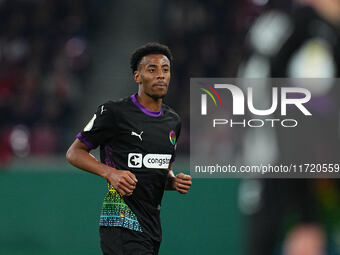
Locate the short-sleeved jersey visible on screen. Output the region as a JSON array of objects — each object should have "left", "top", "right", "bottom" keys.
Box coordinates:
[{"left": 77, "top": 93, "right": 181, "bottom": 242}]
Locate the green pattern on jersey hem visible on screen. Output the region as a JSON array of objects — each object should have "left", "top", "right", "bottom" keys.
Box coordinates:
[{"left": 99, "top": 183, "right": 143, "bottom": 232}]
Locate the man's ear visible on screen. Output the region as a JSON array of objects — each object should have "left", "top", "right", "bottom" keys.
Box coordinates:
[{"left": 134, "top": 71, "right": 141, "bottom": 84}]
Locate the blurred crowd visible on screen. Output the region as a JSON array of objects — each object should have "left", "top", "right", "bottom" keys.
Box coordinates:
[
  {"left": 160, "top": 0, "right": 293, "bottom": 153},
  {"left": 0, "top": 0, "right": 288, "bottom": 163},
  {"left": 0, "top": 0, "right": 106, "bottom": 164},
  {"left": 161, "top": 0, "right": 340, "bottom": 255}
]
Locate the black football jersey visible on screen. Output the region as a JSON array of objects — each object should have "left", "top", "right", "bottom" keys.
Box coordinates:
[{"left": 77, "top": 93, "right": 181, "bottom": 242}]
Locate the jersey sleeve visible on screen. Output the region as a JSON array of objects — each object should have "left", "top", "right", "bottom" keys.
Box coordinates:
[
  {"left": 170, "top": 117, "right": 181, "bottom": 163},
  {"left": 76, "top": 102, "right": 117, "bottom": 149}
]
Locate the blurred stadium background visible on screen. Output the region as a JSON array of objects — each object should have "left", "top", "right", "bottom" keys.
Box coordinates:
[{"left": 1, "top": 0, "right": 340, "bottom": 254}]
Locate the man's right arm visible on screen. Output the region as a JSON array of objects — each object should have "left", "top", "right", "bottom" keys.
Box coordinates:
[{"left": 66, "top": 139, "right": 137, "bottom": 196}]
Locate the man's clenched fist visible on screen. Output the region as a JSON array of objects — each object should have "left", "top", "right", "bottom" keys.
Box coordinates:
[{"left": 173, "top": 173, "right": 192, "bottom": 194}]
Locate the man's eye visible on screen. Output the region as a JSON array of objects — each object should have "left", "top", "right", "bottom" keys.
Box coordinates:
[
  {"left": 149, "top": 69, "right": 155, "bottom": 72},
  {"left": 163, "top": 69, "right": 169, "bottom": 73}
]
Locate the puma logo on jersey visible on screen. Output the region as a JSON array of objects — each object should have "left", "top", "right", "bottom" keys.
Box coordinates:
[
  {"left": 131, "top": 131, "right": 143, "bottom": 141},
  {"left": 100, "top": 105, "right": 107, "bottom": 115}
]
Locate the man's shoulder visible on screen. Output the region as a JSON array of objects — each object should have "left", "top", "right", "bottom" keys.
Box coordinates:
[
  {"left": 162, "top": 103, "right": 181, "bottom": 122},
  {"left": 100, "top": 96, "right": 132, "bottom": 111}
]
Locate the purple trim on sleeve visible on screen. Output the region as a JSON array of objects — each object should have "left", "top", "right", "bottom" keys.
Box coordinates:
[
  {"left": 104, "top": 145, "right": 118, "bottom": 169},
  {"left": 130, "top": 93, "right": 162, "bottom": 117},
  {"left": 170, "top": 155, "right": 176, "bottom": 163},
  {"left": 76, "top": 132, "right": 95, "bottom": 149}
]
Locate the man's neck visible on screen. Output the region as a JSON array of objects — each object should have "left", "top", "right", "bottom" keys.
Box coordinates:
[{"left": 136, "top": 92, "right": 162, "bottom": 112}]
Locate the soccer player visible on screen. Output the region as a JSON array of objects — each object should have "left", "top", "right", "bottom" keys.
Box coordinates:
[{"left": 66, "top": 42, "right": 192, "bottom": 255}]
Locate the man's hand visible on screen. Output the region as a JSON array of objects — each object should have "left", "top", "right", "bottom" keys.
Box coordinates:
[
  {"left": 105, "top": 169, "right": 138, "bottom": 196},
  {"left": 173, "top": 173, "right": 192, "bottom": 194},
  {"left": 66, "top": 138, "right": 138, "bottom": 196}
]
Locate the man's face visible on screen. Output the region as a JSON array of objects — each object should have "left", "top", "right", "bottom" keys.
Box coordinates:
[{"left": 134, "top": 54, "right": 171, "bottom": 100}]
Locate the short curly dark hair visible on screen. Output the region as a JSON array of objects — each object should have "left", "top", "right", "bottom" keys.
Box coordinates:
[{"left": 130, "top": 42, "right": 173, "bottom": 74}]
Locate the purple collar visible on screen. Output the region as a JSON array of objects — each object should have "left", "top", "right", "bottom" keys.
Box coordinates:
[{"left": 130, "top": 93, "right": 162, "bottom": 117}]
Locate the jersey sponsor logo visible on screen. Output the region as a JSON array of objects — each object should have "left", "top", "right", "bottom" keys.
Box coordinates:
[
  {"left": 131, "top": 131, "right": 143, "bottom": 141},
  {"left": 84, "top": 114, "right": 96, "bottom": 131},
  {"left": 128, "top": 153, "right": 143, "bottom": 168},
  {"left": 127, "top": 153, "right": 171, "bottom": 169},
  {"left": 143, "top": 154, "right": 172, "bottom": 169}
]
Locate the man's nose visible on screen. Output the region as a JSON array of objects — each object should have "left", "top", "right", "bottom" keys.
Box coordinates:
[{"left": 156, "top": 69, "right": 165, "bottom": 79}]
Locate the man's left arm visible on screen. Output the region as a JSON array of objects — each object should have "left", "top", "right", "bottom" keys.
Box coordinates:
[{"left": 165, "top": 163, "right": 192, "bottom": 194}]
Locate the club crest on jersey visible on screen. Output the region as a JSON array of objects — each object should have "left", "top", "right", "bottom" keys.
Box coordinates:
[{"left": 169, "top": 130, "right": 176, "bottom": 145}]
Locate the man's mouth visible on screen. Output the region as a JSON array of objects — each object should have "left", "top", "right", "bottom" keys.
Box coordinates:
[{"left": 153, "top": 82, "right": 167, "bottom": 88}]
